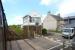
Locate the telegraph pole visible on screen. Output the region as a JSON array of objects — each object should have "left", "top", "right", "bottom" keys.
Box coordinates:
[{"left": 28, "top": 16, "right": 30, "bottom": 38}]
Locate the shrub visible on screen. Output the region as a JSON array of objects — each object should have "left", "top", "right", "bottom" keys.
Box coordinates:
[{"left": 42, "top": 29, "right": 47, "bottom": 35}]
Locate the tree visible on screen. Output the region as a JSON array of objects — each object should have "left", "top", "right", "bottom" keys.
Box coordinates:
[{"left": 9, "top": 25, "right": 23, "bottom": 35}]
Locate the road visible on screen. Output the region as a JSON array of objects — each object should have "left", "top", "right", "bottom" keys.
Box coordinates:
[
  {"left": 25, "top": 37, "right": 60, "bottom": 50},
  {"left": 25, "top": 33, "right": 72, "bottom": 50},
  {"left": 46, "top": 33, "right": 72, "bottom": 50},
  {"left": 7, "top": 32, "right": 73, "bottom": 50}
]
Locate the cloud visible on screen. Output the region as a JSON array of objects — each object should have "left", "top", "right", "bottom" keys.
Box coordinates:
[
  {"left": 57, "top": 0, "right": 75, "bottom": 17},
  {"left": 41, "top": 14, "right": 46, "bottom": 23},
  {"left": 40, "top": 0, "right": 75, "bottom": 17},
  {"left": 8, "top": 16, "right": 23, "bottom": 25},
  {"left": 40, "top": 0, "right": 52, "bottom": 6},
  {"left": 40, "top": 0, "right": 61, "bottom": 6},
  {"left": 14, "top": 16, "right": 23, "bottom": 25},
  {"left": 2, "top": 0, "right": 5, "bottom": 3}
]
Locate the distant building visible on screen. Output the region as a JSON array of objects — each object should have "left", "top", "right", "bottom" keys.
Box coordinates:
[
  {"left": 23, "top": 12, "right": 42, "bottom": 38},
  {"left": 23, "top": 15, "right": 41, "bottom": 26},
  {"left": 43, "top": 12, "right": 64, "bottom": 31},
  {"left": 64, "top": 16, "right": 75, "bottom": 28}
]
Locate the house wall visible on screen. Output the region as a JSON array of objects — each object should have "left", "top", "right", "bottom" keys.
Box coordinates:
[
  {"left": 23, "top": 16, "right": 29, "bottom": 24},
  {"left": 23, "top": 16, "right": 41, "bottom": 26},
  {"left": 57, "top": 20, "right": 64, "bottom": 31},
  {"left": 64, "top": 19, "right": 75, "bottom": 28},
  {"left": 43, "top": 15, "right": 57, "bottom": 30}
]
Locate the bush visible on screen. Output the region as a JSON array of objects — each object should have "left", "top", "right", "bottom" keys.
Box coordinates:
[
  {"left": 7, "top": 25, "right": 24, "bottom": 40},
  {"left": 42, "top": 29, "right": 47, "bottom": 35}
]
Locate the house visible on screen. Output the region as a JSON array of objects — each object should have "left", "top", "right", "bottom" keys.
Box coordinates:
[
  {"left": 23, "top": 15, "right": 41, "bottom": 26},
  {"left": 23, "top": 12, "right": 42, "bottom": 38},
  {"left": 64, "top": 16, "right": 75, "bottom": 50},
  {"left": 43, "top": 12, "right": 64, "bottom": 31},
  {"left": 64, "top": 16, "right": 75, "bottom": 28}
]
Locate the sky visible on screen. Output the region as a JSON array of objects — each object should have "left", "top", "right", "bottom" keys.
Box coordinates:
[{"left": 2, "top": 0, "right": 75, "bottom": 25}]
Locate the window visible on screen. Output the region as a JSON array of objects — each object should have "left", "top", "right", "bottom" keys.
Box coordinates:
[
  {"left": 30, "top": 17, "right": 41, "bottom": 23},
  {"left": 23, "top": 17, "right": 29, "bottom": 23},
  {"left": 63, "top": 29, "right": 71, "bottom": 33}
]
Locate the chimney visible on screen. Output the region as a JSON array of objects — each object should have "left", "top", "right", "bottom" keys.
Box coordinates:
[
  {"left": 47, "top": 11, "right": 51, "bottom": 15},
  {"left": 57, "top": 13, "right": 60, "bottom": 17},
  {"left": 57, "top": 13, "right": 61, "bottom": 21}
]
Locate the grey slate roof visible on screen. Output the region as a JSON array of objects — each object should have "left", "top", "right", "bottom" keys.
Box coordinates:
[
  {"left": 64, "top": 16, "right": 75, "bottom": 28},
  {"left": 50, "top": 14, "right": 63, "bottom": 21},
  {"left": 64, "top": 16, "right": 75, "bottom": 20},
  {"left": 23, "top": 15, "right": 31, "bottom": 17}
]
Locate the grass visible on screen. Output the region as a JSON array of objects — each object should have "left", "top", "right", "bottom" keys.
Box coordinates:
[{"left": 48, "top": 30, "right": 62, "bottom": 33}]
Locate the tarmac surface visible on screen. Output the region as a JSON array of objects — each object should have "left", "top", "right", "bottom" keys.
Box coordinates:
[{"left": 7, "top": 33, "right": 74, "bottom": 50}]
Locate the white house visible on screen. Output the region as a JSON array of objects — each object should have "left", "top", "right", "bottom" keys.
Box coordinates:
[
  {"left": 43, "top": 12, "right": 64, "bottom": 31},
  {"left": 23, "top": 12, "right": 42, "bottom": 38},
  {"left": 23, "top": 15, "right": 41, "bottom": 26},
  {"left": 23, "top": 12, "right": 41, "bottom": 26}
]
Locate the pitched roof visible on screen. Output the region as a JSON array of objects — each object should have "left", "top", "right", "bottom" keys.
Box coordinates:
[
  {"left": 47, "top": 14, "right": 63, "bottom": 21},
  {"left": 64, "top": 16, "right": 75, "bottom": 20},
  {"left": 23, "top": 15, "right": 31, "bottom": 18}
]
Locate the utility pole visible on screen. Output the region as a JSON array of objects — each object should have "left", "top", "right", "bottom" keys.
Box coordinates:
[
  {"left": 28, "top": 16, "right": 30, "bottom": 38},
  {"left": 28, "top": 23, "right": 30, "bottom": 38},
  {"left": 35, "top": 22, "right": 38, "bottom": 37}
]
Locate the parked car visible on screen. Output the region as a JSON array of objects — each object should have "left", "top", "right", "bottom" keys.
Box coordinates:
[
  {"left": 72, "top": 37, "right": 75, "bottom": 50},
  {"left": 62, "top": 28, "right": 75, "bottom": 39}
]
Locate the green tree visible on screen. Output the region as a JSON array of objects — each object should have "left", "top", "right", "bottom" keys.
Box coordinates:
[{"left": 9, "top": 25, "right": 23, "bottom": 35}]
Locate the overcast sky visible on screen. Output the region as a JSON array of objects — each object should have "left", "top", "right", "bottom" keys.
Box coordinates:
[{"left": 2, "top": 0, "right": 75, "bottom": 25}]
